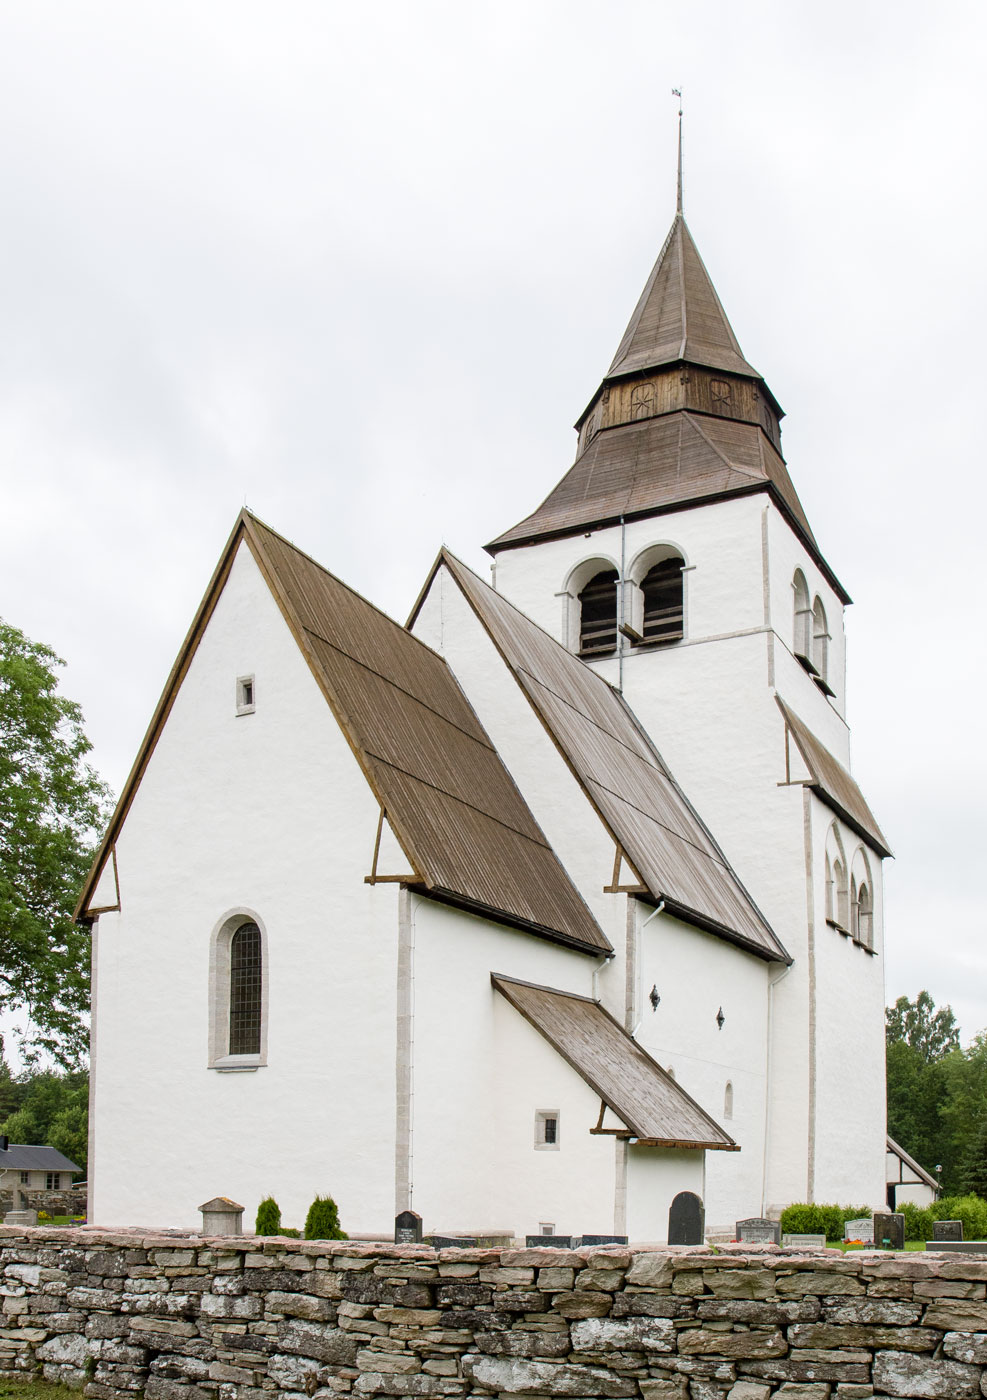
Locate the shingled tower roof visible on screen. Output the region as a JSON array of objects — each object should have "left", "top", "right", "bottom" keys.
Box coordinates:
[{"left": 487, "top": 188, "right": 848, "bottom": 602}]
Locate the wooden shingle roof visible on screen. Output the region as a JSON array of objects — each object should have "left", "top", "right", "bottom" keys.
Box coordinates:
[
  {"left": 77, "top": 513, "right": 611, "bottom": 956},
  {"left": 607, "top": 215, "right": 760, "bottom": 382},
  {"left": 488, "top": 411, "right": 819, "bottom": 560},
  {"left": 492, "top": 975, "right": 737, "bottom": 1150},
  {"left": 424, "top": 551, "right": 789, "bottom": 964},
  {"left": 777, "top": 698, "right": 891, "bottom": 859}
]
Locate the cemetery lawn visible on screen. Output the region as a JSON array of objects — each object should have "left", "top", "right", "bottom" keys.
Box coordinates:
[
  {"left": 0, "top": 1381, "right": 79, "bottom": 1400},
  {"left": 837, "top": 1240, "right": 925, "bottom": 1252}
]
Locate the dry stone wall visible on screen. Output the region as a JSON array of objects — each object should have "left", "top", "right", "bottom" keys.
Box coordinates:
[{"left": 1, "top": 1228, "right": 986, "bottom": 1400}]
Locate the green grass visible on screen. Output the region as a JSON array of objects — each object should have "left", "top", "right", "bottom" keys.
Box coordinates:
[
  {"left": 0, "top": 1379, "right": 80, "bottom": 1400},
  {"left": 834, "top": 1239, "right": 926, "bottom": 1252}
]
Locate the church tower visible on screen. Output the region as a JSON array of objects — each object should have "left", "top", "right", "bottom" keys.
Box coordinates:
[{"left": 485, "top": 155, "right": 890, "bottom": 1212}]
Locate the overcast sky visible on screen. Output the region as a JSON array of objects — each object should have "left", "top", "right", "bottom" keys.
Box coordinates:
[{"left": 1, "top": 1, "right": 984, "bottom": 1040}]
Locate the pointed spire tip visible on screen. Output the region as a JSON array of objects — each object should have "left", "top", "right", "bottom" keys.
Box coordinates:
[{"left": 672, "top": 88, "right": 683, "bottom": 217}]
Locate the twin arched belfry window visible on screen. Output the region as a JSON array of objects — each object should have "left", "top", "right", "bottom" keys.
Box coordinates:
[
  {"left": 793, "top": 570, "right": 832, "bottom": 692},
  {"left": 575, "top": 552, "right": 685, "bottom": 658}
]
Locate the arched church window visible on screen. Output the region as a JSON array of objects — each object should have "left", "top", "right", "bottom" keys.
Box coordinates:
[
  {"left": 833, "top": 858, "right": 849, "bottom": 930},
  {"left": 812, "top": 597, "right": 829, "bottom": 682},
  {"left": 793, "top": 571, "right": 812, "bottom": 664},
  {"left": 229, "top": 921, "right": 262, "bottom": 1056},
  {"left": 857, "top": 883, "right": 873, "bottom": 949},
  {"left": 640, "top": 557, "right": 685, "bottom": 644},
  {"left": 578, "top": 569, "right": 618, "bottom": 656},
  {"left": 825, "top": 853, "right": 834, "bottom": 922},
  {"left": 724, "top": 1081, "right": 734, "bottom": 1120}
]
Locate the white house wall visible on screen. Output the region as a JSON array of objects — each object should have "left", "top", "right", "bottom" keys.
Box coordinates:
[
  {"left": 90, "top": 542, "right": 402, "bottom": 1234},
  {"left": 625, "top": 1146, "right": 704, "bottom": 1243}
]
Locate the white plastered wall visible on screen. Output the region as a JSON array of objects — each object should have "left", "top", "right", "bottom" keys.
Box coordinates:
[
  {"left": 408, "top": 896, "right": 616, "bottom": 1238},
  {"left": 90, "top": 542, "right": 403, "bottom": 1233},
  {"left": 625, "top": 1146, "right": 704, "bottom": 1243}
]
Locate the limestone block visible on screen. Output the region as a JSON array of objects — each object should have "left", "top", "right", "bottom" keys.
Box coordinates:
[
  {"left": 821, "top": 1299, "right": 922, "bottom": 1325},
  {"left": 538, "top": 1267, "right": 575, "bottom": 1289},
  {"left": 372, "top": 1307, "right": 442, "bottom": 1325},
  {"left": 352, "top": 1374, "right": 458, "bottom": 1395},
  {"left": 550, "top": 1290, "right": 612, "bottom": 1318},
  {"left": 872, "top": 1350, "right": 981, "bottom": 1396},
  {"left": 922, "top": 1298, "right": 987, "bottom": 1330},
  {"left": 678, "top": 1328, "right": 788, "bottom": 1359},
  {"left": 776, "top": 1271, "right": 865, "bottom": 1297},
  {"left": 277, "top": 1319, "right": 359, "bottom": 1364},
  {"left": 703, "top": 1270, "right": 774, "bottom": 1299},
  {"left": 461, "top": 1354, "right": 637, "bottom": 1396},
  {"left": 775, "top": 1386, "right": 833, "bottom": 1398},
  {"left": 265, "top": 1289, "right": 334, "bottom": 1320},
  {"left": 472, "top": 1329, "right": 571, "bottom": 1357},
  {"left": 625, "top": 1254, "right": 674, "bottom": 1289},
  {"left": 943, "top": 1331, "right": 987, "bottom": 1364},
  {"left": 638, "top": 1382, "right": 687, "bottom": 1400},
  {"left": 788, "top": 1323, "right": 939, "bottom": 1352},
  {"left": 144, "top": 1379, "right": 212, "bottom": 1400},
  {"left": 570, "top": 1315, "right": 675, "bottom": 1353},
  {"left": 36, "top": 1331, "right": 90, "bottom": 1366},
  {"left": 726, "top": 1385, "right": 771, "bottom": 1400},
  {"left": 357, "top": 1350, "right": 422, "bottom": 1374},
  {"left": 575, "top": 1268, "right": 624, "bottom": 1291}
]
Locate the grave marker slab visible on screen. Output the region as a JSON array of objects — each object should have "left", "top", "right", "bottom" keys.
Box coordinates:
[
  {"left": 873, "top": 1212, "right": 905, "bottom": 1250},
  {"left": 736, "top": 1217, "right": 781, "bottom": 1245},
  {"left": 668, "top": 1191, "right": 704, "bottom": 1246},
  {"left": 395, "top": 1210, "right": 422, "bottom": 1245},
  {"left": 925, "top": 1239, "right": 987, "bottom": 1253},
  {"left": 933, "top": 1219, "right": 963, "bottom": 1242},
  {"left": 526, "top": 1235, "right": 574, "bottom": 1248},
  {"left": 575, "top": 1234, "right": 627, "bottom": 1247},
  {"left": 843, "top": 1217, "right": 874, "bottom": 1243},
  {"left": 430, "top": 1235, "right": 478, "bottom": 1249},
  {"left": 782, "top": 1233, "right": 827, "bottom": 1248}
]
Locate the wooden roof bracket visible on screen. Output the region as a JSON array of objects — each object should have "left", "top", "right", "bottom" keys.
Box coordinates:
[
  {"left": 603, "top": 843, "right": 648, "bottom": 895},
  {"left": 364, "top": 808, "right": 419, "bottom": 885},
  {"left": 589, "top": 1096, "right": 630, "bottom": 1136}
]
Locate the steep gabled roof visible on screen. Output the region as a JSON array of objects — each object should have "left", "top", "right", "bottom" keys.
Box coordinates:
[
  {"left": 777, "top": 697, "right": 891, "bottom": 859},
  {"left": 607, "top": 215, "right": 760, "bottom": 382},
  {"left": 887, "top": 1136, "right": 938, "bottom": 1191},
  {"left": 77, "top": 512, "right": 610, "bottom": 956},
  {"left": 487, "top": 411, "right": 822, "bottom": 564},
  {"left": 492, "top": 975, "right": 737, "bottom": 1150},
  {"left": 414, "top": 551, "right": 789, "bottom": 964}
]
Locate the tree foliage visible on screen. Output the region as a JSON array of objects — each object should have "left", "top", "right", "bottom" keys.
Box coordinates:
[
  {"left": 0, "top": 620, "right": 112, "bottom": 1063},
  {"left": 303, "top": 1194, "right": 346, "bottom": 1240},
  {"left": 886, "top": 993, "right": 987, "bottom": 1196},
  {"left": 255, "top": 1196, "right": 282, "bottom": 1236}
]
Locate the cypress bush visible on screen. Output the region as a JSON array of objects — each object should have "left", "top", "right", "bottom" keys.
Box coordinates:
[
  {"left": 304, "top": 1194, "right": 347, "bottom": 1240},
  {"left": 255, "top": 1195, "right": 282, "bottom": 1236}
]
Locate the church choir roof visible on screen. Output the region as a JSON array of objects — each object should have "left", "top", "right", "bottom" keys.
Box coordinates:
[
  {"left": 423, "top": 550, "right": 790, "bottom": 964},
  {"left": 492, "top": 975, "right": 737, "bottom": 1150},
  {"left": 777, "top": 697, "right": 892, "bottom": 859},
  {"left": 77, "top": 512, "right": 611, "bottom": 957}
]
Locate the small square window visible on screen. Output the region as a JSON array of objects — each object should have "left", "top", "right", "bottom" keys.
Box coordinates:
[
  {"left": 539, "top": 1222, "right": 555, "bottom": 1236},
  {"left": 236, "top": 675, "right": 256, "bottom": 716},
  {"left": 19, "top": 1171, "right": 28, "bottom": 1185},
  {"left": 45, "top": 1172, "right": 59, "bottom": 1190},
  {"left": 534, "top": 1110, "right": 560, "bottom": 1150}
]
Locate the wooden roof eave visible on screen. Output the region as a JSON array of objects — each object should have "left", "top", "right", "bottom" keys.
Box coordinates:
[
  {"left": 413, "top": 885, "right": 612, "bottom": 959},
  {"left": 491, "top": 973, "right": 736, "bottom": 1152}
]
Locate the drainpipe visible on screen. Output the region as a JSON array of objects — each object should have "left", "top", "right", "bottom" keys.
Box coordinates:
[{"left": 630, "top": 900, "right": 664, "bottom": 1039}]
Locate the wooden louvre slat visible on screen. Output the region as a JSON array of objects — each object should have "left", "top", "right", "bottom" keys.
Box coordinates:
[
  {"left": 492, "top": 974, "right": 737, "bottom": 1150},
  {"left": 437, "top": 551, "right": 789, "bottom": 963}
]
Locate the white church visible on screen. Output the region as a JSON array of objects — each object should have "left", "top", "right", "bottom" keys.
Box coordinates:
[{"left": 79, "top": 184, "right": 891, "bottom": 1241}]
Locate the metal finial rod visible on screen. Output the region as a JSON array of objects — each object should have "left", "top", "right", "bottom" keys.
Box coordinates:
[{"left": 672, "top": 88, "right": 683, "bottom": 216}]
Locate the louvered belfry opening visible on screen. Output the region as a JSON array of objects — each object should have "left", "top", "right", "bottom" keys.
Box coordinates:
[
  {"left": 640, "top": 557, "right": 684, "bottom": 643},
  {"left": 229, "top": 921, "right": 262, "bottom": 1055},
  {"left": 578, "top": 569, "right": 618, "bottom": 656}
]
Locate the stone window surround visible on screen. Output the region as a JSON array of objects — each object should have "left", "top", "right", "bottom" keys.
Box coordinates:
[
  {"left": 208, "top": 908, "right": 269, "bottom": 1071},
  {"left": 534, "top": 1109, "right": 560, "bottom": 1150}
]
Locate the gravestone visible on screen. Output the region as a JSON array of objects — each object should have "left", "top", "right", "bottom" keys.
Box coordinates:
[
  {"left": 526, "top": 1235, "right": 573, "bottom": 1248},
  {"left": 782, "top": 1233, "right": 827, "bottom": 1248},
  {"left": 668, "top": 1191, "right": 704, "bottom": 1246},
  {"left": 395, "top": 1210, "right": 423, "bottom": 1245},
  {"left": 736, "top": 1217, "right": 781, "bottom": 1245},
  {"left": 933, "top": 1219, "right": 963, "bottom": 1242},
  {"left": 873, "top": 1212, "right": 905, "bottom": 1250},
  {"left": 843, "top": 1217, "right": 874, "bottom": 1243},
  {"left": 430, "top": 1235, "right": 477, "bottom": 1249},
  {"left": 575, "top": 1234, "right": 627, "bottom": 1247},
  {"left": 3, "top": 1210, "right": 37, "bottom": 1227},
  {"left": 924, "top": 1239, "right": 987, "bottom": 1253}
]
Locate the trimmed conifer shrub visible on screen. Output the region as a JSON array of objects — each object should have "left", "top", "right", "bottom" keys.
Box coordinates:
[
  {"left": 304, "top": 1194, "right": 347, "bottom": 1240},
  {"left": 255, "top": 1195, "right": 282, "bottom": 1236}
]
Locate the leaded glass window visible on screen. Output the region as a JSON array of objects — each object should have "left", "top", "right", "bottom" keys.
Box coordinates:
[{"left": 229, "top": 921, "right": 262, "bottom": 1056}]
